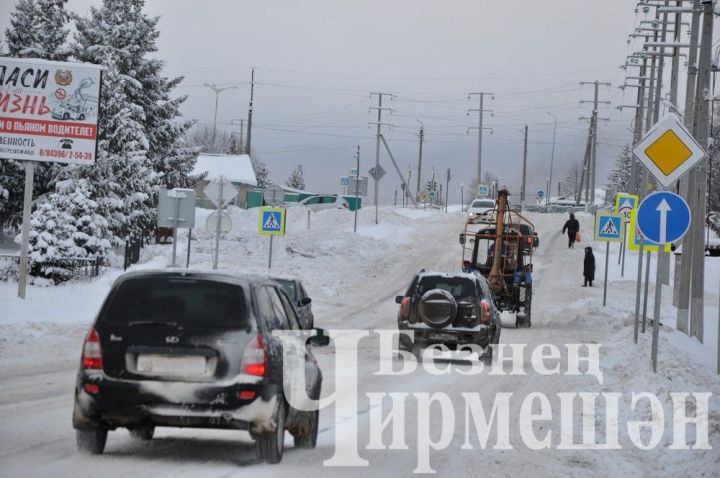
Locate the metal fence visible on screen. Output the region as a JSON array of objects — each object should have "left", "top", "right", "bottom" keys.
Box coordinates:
[{"left": 0, "top": 254, "right": 104, "bottom": 283}]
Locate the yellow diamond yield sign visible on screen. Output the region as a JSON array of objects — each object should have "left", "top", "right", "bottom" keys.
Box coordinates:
[
  {"left": 632, "top": 113, "right": 705, "bottom": 188},
  {"left": 644, "top": 130, "right": 692, "bottom": 175}
]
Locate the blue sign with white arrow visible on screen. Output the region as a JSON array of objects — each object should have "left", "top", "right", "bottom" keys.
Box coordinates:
[
  {"left": 537, "top": 190, "right": 544, "bottom": 198},
  {"left": 636, "top": 191, "right": 691, "bottom": 245}
]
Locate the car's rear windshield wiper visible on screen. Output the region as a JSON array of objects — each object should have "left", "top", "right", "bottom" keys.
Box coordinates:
[{"left": 127, "top": 320, "right": 179, "bottom": 327}]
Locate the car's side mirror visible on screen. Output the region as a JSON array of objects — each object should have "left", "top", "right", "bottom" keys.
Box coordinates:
[
  {"left": 307, "top": 328, "right": 330, "bottom": 347},
  {"left": 395, "top": 295, "right": 404, "bottom": 304},
  {"left": 299, "top": 297, "right": 312, "bottom": 306}
]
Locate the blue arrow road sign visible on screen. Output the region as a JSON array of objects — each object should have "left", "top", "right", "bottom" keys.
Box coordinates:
[
  {"left": 636, "top": 191, "right": 691, "bottom": 244},
  {"left": 537, "top": 190, "right": 544, "bottom": 198}
]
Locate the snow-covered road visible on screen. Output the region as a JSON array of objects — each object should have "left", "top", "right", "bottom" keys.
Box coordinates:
[{"left": 0, "top": 207, "right": 718, "bottom": 477}]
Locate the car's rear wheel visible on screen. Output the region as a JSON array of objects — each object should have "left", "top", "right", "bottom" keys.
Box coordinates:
[
  {"left": 129, "top": 426, "right": 154, "bottom": 440},
  {"left": 483, "top": 344, "right": 493, "bottom": 365},
  {"left": 76, "top": 427, "right": 107, "bottom": 454},
  {"left": 256, "top": 398, "right": 286, "bottom": 464},
  {"left": 293, "top": 409, "right": 318, "bottom": 449}
]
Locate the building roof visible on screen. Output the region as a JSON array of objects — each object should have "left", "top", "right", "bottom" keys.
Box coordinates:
[{"left": 192, "top": 153, "right": 257, "bottom": 186}]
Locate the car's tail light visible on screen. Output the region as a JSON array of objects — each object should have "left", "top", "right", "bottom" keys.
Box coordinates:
[
  {"left": 400, "top": 297, "right": 410, "bottom": 320},
  {"left": 241, "top": 335, "right": 267, "bottom": 377},
  {"left": 81, "top": 327, "right": 103, "bottom": 369},
  {"left": 480, "top": 300, "right": 490, "bottom": 323}
]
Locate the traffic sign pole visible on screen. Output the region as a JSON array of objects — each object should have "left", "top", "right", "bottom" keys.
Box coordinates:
[
  {"left": 603, "top": 242, "right": 610, "bottom": 306},
  {"left": 642, "top": 250, "right": 651, "bottom": 334},
  {"left": 213, "top": 180, "right": 224, "bottom": 270},
  {"left": 634, "top": 235, "right": 644, "bottom": 344},
  {"left": 651, "top": 247, "right": 665, "bottom": 372}
]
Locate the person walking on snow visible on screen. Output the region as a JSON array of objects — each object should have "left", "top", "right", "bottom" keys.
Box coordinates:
[
  {"left": 583, "top": 246, "right": 595, "bottom": 287},
  {"left": 562, "top": 213, "right": 580, "bottom": 248}
]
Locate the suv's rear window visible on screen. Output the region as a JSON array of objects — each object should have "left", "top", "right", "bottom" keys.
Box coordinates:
[
  {"left": 101, "top": 277, "right": 248, "bottom": 328},
  {"left": 417, "top": 276, "right": 477, "bottom": 301}
]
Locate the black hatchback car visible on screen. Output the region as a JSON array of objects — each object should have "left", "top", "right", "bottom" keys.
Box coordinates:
[
  {"left": 396, "top": 271, "right": 501, "bottom": 364},
  {"left": 72, "top": 270, "right": 322, "bottom": 464}
]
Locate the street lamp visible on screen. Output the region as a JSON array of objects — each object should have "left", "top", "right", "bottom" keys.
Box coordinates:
[
  {"left": 204, "top": 83, "right": 238, "bottom": 149},
  {"left": 546, "top": 112, "right": 557, "bottom": 205}
]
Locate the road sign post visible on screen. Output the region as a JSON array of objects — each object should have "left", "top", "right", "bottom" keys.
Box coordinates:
[
  {"left": 158, "top": 188, "right": 196, "bottom": 268},
  {"left": 615, "top": 193, "right": 638, "bottom": 277},
  {"left": 636, "top": 191, "right": 692, "bottom": 373},
  {"left": 203, "top": 175, "right": 239, "bottom": 271},
  {"left": 258, "top": 206, "right": 286, "bottom": 269},
  {"left": 594, "top": 212, "right": 624, "bottom": 307}
]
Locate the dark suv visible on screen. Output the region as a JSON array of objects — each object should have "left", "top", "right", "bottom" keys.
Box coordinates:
[
  {"left": 395, "top": 272, "right": 501, "bottom": 364},
  {"left": 72, "top": 270, "right": 322, "bottom": 464}
]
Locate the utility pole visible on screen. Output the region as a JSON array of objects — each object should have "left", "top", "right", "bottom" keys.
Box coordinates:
[
  {"left": 354, "top": 145, "right": 360, "bottom": 233},
  {"left": 231, "top": 119, "right": 244, "bottom": 153},
  {"left": 416, "top": 120, "right": 424, "bottom": 199},
  {"left": 204, "top": 83, "right": 238, "bottom": 150},
  {"left": 688, "top": 0, "right": 714, "bottom": 342},
  {"left": 547, "top": 113, "right": 557, "bottom": 202},
  {"left": 245, "top": 68, "right": 255, "bottom": 155},
  {"left": 676, "top": 0, "right": 702, "bottom": 334},
  {"left": 521, "top": 125, "right": 528, "bottom": 207},
  {"left": 468, "top": 92, "right": 494, "bottom": 186},
  {"left": 370, "top": 92, "right": 393, "bottom": 224},
  {"left": 445, "top": 168, "right": 451, "bottom": 213},
  {"left": 580, "top": 81, "right": 611, "bottom": 205}
]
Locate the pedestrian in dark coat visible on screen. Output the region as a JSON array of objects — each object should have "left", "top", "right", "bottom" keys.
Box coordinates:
[
  {"left": 583, "top": 246, "right": 595, "bottom": 287},
  {"left": 562, "top": 213, "right": 580, "bottom": 248}
]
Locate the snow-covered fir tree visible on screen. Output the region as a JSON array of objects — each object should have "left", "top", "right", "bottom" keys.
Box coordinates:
[
  {"left": 287, "top": 165, "right": 305, "bottom": 190},
  {"left": 28, "top": 179, "right": 112, "bottom": 279},
  {"left": 251, "top": 156, "right": 271, "bottom": 189},
  {"left": 5, "top": 0, "right": 70, "bottom": 60},
  {"left": 606, "top": 144, "right": 633, "bottom": 196}
]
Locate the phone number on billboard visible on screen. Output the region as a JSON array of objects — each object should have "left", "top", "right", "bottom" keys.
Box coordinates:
[{"left": 39, "top": 149, "right": 94, "bottom": 160}]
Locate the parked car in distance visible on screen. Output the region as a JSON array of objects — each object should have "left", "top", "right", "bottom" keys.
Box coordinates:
[
  {"left": 395, "top": 271, "right": 501, "bottom": 364},
  {"left": 72, "top": 270, "right": 322, "bottom": 464},
  {"left": 272, "top": 277, "right": 315, "bottom": 329},
  {"left": 467, "top": 199, "right": 495, "bottom": 221},
  {"left": 300, "top": 194, "right": 350, "bottom": 211}
]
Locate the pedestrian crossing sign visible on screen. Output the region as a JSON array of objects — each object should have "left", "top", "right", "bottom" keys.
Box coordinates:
[
  {"left": 258, "top": 207, "right": 286, "bottom": 236},
  {"left": 594, "top": 212, "right": 625, "bottom": 242}
]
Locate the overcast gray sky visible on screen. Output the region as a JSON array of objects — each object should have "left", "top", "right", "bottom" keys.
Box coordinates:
[{"left": 1, "top": 0, "right": 662, "bottom": 202}]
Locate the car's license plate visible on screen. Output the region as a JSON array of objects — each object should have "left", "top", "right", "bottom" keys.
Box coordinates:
[
  {"left": 429, "top": 332, "right": 456, "bottom": 342},
  {"left": 136, "top": 354, "right": 207, "bottom": 376}
]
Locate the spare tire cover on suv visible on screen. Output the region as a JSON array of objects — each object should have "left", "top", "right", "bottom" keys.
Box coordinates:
[{"left": 418, "top": 289, "right": 457, "bottom": 329}]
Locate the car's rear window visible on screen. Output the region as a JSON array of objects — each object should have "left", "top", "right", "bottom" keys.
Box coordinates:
[
  {"left": 471, "top": 200, "right": 494, "bottom": 208},
  {"left": 417, "top": 276, "right": 477, "bottom": 301},
  {"left": 101, "top": 277, "right": 248, "bottom": 328}
]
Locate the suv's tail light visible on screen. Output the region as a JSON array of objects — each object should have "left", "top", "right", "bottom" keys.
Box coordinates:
[
  {"left": 82, "top": 327, "right": 103, "bottom": 369},
  {"left": 400, "top": 297, "right": 411, "bottom": 320},
  {"left": 479, "top": 300, "right": 490, "bottom": 323},
  {"left": 241, "top": 335, "right": 267, "bottom": 377}
]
